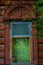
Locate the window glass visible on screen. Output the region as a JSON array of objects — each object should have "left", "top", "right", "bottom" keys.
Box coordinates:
[
  {"left": 10, "top": 21, "right": 32, "bottom": 37},
  {"left": 12, "top": 24, "right": 29, "bottom": 36},
  {"left": 12, "top": 38, "right": 30, "bottom": 62}
]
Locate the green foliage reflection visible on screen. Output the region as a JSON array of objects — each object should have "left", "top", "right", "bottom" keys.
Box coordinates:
[{"left": 12, "top": 38, "right": 30, "bottom": 62}]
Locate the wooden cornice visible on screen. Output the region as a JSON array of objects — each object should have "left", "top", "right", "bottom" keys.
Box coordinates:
[{"left": 0, "top": 0, "right": 36, "bottom": 4}]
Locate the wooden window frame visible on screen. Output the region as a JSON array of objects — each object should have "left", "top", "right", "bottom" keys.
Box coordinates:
[{"left": 10, "top": 21, "right": 33, "bottom": 64}]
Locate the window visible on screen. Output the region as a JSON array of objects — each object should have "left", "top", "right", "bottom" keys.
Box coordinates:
[{"left": 10, "top": 21, "right": 32, "bottom": 63}]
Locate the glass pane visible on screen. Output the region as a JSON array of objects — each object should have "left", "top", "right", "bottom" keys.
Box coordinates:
[
  {"left": 12, "top": 24, "right": 29, "bottom": 36},
  {"left": 12, "top": 38, "right": 30, "bottom": 62},
  {"left": 10, "top": 21, "right": 32, "bottom": 37}
]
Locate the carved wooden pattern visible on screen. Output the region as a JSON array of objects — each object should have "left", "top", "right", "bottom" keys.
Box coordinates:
[
  {"left": 0, "top": 1, "right": 36, "bottom": 20},
  {"left": 7, "top": 1, "right": 35, "bottom": 20}
]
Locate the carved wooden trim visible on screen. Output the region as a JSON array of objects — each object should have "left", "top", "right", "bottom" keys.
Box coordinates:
[
  {"left": 4, "top": 22, "right": 10, "bottom": 65},
  {"left": 32, "top": 23, "right": 38, "bottom": 64},
  {"left": 4, "top": 1, "right": 36, "bottom": 20}
]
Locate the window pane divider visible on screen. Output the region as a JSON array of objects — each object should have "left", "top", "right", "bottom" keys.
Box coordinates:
[{"left": 12, "top": 35, "right": 30, "bottom": 38}]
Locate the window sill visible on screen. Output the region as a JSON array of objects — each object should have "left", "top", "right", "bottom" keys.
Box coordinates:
[{"left": 10, "top": 62, "right": 37, "bottom": 65}]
